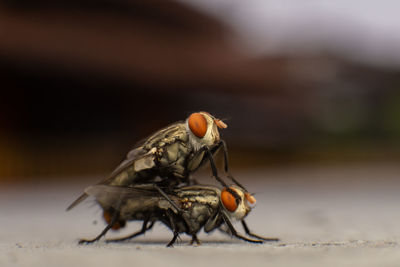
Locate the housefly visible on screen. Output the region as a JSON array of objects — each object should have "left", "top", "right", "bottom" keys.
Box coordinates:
[
  {"left": 67, "top": 112, "right": 246, "bottom": 212},
  {"left": 78, "top": 184, "right": 279, "bottom": 246}
]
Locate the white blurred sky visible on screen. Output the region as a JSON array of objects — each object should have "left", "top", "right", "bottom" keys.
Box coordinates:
[{"left": 179, "top": 0, "right": 400, "bottom": 67}]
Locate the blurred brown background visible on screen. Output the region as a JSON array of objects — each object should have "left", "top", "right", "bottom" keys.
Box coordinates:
[{"left": 1, "top": 0, "right": 400, "bottom": 183}]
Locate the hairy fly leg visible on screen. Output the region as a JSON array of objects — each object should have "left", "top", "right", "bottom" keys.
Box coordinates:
[
  {"left": 204, "top": 147, "right": 241, "bottom": 204},
  {"left": 79, "top": 209, "right": 120, "bottom": 244},
  {"left": 153, "top": 184, "right": 181, "bottom": 212},
  {"left": 203, "top": 147, "right": 229, "bottom": 188},
  {"left": 166, "top": 209, "right": 180, "bottom": 247},
  {"left": 241, "top": 220, "right": 279, "bottom": 242},
  {"left": 106, "top": 220, "right": 155, "bottom": 243},
  {"left": 221, "top": 213, "right": 263, "bottom": 244},
  {"left": 218, "top": 140, "right": 247, "bottom": 191},
  {"left": 189, "top": 234, "right": 201, "bottom": 246},
  {"left": 153, "top": 184, "right": 196, "bottom": 235}
]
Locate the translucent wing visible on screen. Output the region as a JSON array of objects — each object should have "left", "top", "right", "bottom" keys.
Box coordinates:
[
  {"left": 173, "top": 185, "right": 221, "bottom": 195},
  {"left": 66, "top": 147, "right": 150, "bottom": 211},
  {"left": 103, "top": 122, "right": 185, "bottom": 181},
  {"left": 85, "top": 185, "right": 160, "bottom": 210},
  {"left": 106, "top": 147, "right": 148, "bottom": 179},
  {"left": 66, "top": 122, "right": 185, "bottom": 211}
]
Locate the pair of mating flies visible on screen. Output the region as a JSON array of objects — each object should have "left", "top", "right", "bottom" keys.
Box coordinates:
[{"left": 68, "top": 112, "right": 279, "bottom": 246}]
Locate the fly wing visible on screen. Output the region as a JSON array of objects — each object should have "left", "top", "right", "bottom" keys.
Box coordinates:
[
  {"left": 85, "top": 185, "right": 159, "bottom": 210},
  {"left": 66, "top": 193, "right": 89, "bottom": 211},
  {"left": 103, "top": 121, "right": 185, "bottom": 182},
  {"left": 66, "top": 147, "right": 149, "bottom": 211},
  {"left": 66, "top": 122, "right": 185, "bottom": 211},
  {"left": 106, "top": 147, "right": 148, "bottom": 179},
  {"left": 175, "top": 185, "right": 221, "bottom": 195}
]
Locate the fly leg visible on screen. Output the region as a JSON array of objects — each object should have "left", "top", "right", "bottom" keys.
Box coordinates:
[
  {"left": 189, "top": 234, "right": 201, "bottom": 246},
  {"left": 217, "top": 140, "right": 247, "bottom": 191},
  {"left": 153, "top": 184, "right": 195, "bottom": 235},
  {"left": 167, "top": 233, "right": 179, "bottom": 248},
  {"left": 221, "top": 213, "right": 263, "bottom": 244},
  {"left": 241, "top": 220, "right": 279, "bottom": 242},
  {"left": 106, "top": 220, "right": 155, "bottom": 243},
  {"left": 153, "top": 184, "right": 181, "bottom": 213},
  {"left": 79, "top": 209, "right": 119, "bottom": 244},
  {"left": 204, "top": 147, "right": 241, "bottom": 203},
  {"left": 204, "top": 147, "right": 229, "bottom": 188},
  {"left": 166, "top": 210, "right": 179, "bottom": 247}
]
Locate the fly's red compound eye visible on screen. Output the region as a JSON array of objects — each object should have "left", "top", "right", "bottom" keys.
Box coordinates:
[
  {"left": 188, "top": 113, "right": 208, "bottom": 138},
  {"left": 221, "top": 187, "right": 238, "bottom": 212}
]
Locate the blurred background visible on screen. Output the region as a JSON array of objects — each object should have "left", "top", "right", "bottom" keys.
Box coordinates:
[
  {"left": 3, "top": 3, "right": 400, "bottom": 264},
  {"left": 1, "top": 0, "right": 400, "bottom": 183}
]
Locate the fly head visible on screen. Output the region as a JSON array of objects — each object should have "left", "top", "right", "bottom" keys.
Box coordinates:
[
  {"left": 220, "top": 186, "right": 256, "bottom": 221},
  {"left": 186, "top": 112, "right": 227, "bottom": 151}
]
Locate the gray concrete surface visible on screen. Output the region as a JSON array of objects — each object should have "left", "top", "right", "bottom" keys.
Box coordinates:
[{"left": 1, "top": 164, "right": 400, "bottom": 267}]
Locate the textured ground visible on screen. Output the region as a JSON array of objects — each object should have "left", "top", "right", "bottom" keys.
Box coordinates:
[{"left": 1, "top": 164, "right": 400, "bottom": 267}]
